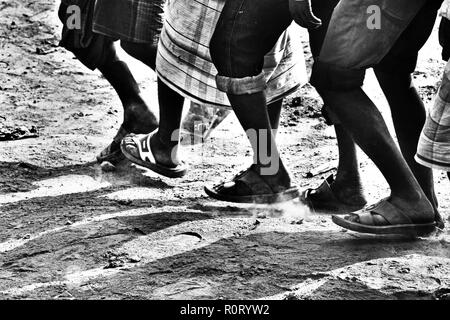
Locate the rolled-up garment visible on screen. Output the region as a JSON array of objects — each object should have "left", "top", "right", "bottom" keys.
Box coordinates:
[
  {"left": 156, "top": 0, "right": 307, "bottom": 109},
  {"left": 416, "top": 59, "right": 450, "bottom": 171}
]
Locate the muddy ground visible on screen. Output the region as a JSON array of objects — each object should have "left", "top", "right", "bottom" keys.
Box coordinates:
[{"left": 1, "top": 0, "right": 450, "bottom": 300}]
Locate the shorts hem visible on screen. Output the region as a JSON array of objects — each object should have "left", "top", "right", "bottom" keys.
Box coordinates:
[
  {"left": 216, "top": 73, "right": 267, "bottom": 95},
  {"left": 415, "top": 154, "right": 450, "bottom": 172}
]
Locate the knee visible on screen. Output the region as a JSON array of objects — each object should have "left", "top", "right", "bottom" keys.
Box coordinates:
[
  {"left": 120, "top": 41, "right": 157, "bottom": 58},
  {"left": 374, "top": 67, "right": 413, "bottom": 90},
  {"left": 98, "top": 41, "right": 118, "bottom": 64},
  {"left": 210, "top": 26, "right": 267, "bottom": 95},
  {"left": 310, "top": 61, "right": 365, "bottom": 92},
  {"left": 209, "top": 27, "right": 227, "bottom": 75},
  {"left": 210, "top": 24, "right": 263, "bottom": 78},
  {"left": 120, "top": 41, "right": 157, "bottom": 68},
  {"left": 321, "top": 105, "right": 341, "bottom": 126}
]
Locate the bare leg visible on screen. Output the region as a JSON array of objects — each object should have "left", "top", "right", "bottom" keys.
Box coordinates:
[
  {"left": 304, "top": 0, "right": 365, "bottom": 208},
  {"left": 155, "top": 97, "right": 284, "bottom": 168},
  {"left": 96, "top": 42, "right": 158, "bottom": 160},
  {"left": 227, "top": 92, "right": 291, "bottom": 192},
  {"left": 98, "top": 42, "right": 158, "bottom": 133},
  {"left": 375, "top": 69, "right": 442, "bottom": 227},
  {"left": 120, "top": 41, "right": 187, "bottom": 167},
  {"left": 332, "top": 124, "right": 366, "bottom": 204},
  {"left": 318, "top": 87, "right": 434, "bottom": 224},
  {"left": 268, "top": 99, "right": 282, "bottom": 138},
  {"left": 149, "top": 80, "right": 185, "bottom": 168},
  {"left": 124, "top": 95, "right": 284, "bottom": 169}
]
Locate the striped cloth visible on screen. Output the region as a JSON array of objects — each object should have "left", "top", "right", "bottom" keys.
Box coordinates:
[
  {"left": 93, "top": 0, "right": 166, "bottom": 44},
  {"left": 156, "top": 0, "right": 307, "bottom": 109},
  {"left": 416, "top": 59, "right": 450, "bottom": 171}
]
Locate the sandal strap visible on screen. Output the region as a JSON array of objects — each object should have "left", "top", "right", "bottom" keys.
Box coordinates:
[
  {"left": 234, "top": 168, "right": 273, "bottom": 195},
  {"left": 369, "top": 200, "right": 413, "bottom": 225},
  {"left": 353, "top": 200, "right": 413, "bottom": 226},
  {"left": 312, "top": 174, "right": 335, "bottom": 195},
  {"left": 356, "top": 211, "right": 376, "bottom": 226},
  {"left": 215, "top": 167, "right": 274, "bottom": 195},
  {"left": 305, "top": 174, "right": 336, "bottom": 200},
  {"left": 134, "top": 133, "right": 155, "bottom": 163}
]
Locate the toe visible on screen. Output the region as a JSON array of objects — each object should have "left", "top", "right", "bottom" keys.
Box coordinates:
[
  {"left": 122, "top": 136, "right": 140, "bottom": 158},
  {"left": 345, "top": 212, "right": 389, "bottom": 226},
  {"left": 344, "top": 214, "right": 360, "bottom": 223}
]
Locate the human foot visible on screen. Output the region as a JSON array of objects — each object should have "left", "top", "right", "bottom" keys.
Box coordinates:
[
  {"left": 120, "top": 132, "right": 186, "bottom": 178},
  {"left": 148, "top": 132, "right": 181, "bottom": 168},
  {"left": 332, "top": 196, "right": 437, "bottom": 236},
  {"left": 96, "top": 125, "right": 128, "bottom": 164},
  {"left": 301, "top": 174, "right": 367, "bottom": 213},
  {"left": 97, "top": 101, "right": 158, "bottom": 165},
  {"left": 205, "top": 164, "right": 298, "bottom": 204}
]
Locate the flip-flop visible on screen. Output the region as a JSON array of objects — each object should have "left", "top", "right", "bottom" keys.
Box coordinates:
[
  {"left": 300, "top": 175, "right": 367, "bottom": 214},
  {"left": 96, "top": 125, "right": 128, "bottom": 164},
  {"left": 205, "top": 166, "right": 299, "bottom": 204},
  {"left": 120, "top": 132, "right": 187, "bottom": 178},
  {"left": 332, "top": 199, "right": 437, "bottom": 236}
]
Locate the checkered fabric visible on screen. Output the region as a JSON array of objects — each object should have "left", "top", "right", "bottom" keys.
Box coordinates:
[
  {"left": 93, "top": 0, "right": 165, "bottom": 44},
  {"left": 156, "top": 0, "right": 307, "bottom": 108},
  {"left": 416, "top": 59, "right": 450, "bottom": 171}
]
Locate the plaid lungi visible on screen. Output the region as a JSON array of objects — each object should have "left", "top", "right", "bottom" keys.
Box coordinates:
[
  {"left": 93, "top": 0, "right": 165, "bottom": 44},
  {"left": 416, "top": 59, "right": 450, "bottom": 171},
  {"left": 156, "top": 0, "right": 307, "bottom": 109}
]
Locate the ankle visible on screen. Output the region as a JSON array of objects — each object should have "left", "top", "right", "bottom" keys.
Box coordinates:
[
  {"left": 253, "top": 162, "right": 291, "bottom": 188},
  {"left": 334, "top": 169, "right": 361, "bottom": 184},
  {"left": 390, "top": 189, "right": 426, "bottom": 205},
  {"left": 333, "top": 175, "right": 363, "bottom": 193},
  {"left": 122, "top": 101, "right": 158, "bottom": 134},
  {"left": 123, "top": 96, "right": 146, "bottom": 111},
  {"left": 153, "top": 131, "right": 179, "bottom": 149},
  {"left": 389, "top": 195, "right": 434, "bottom": 218}
]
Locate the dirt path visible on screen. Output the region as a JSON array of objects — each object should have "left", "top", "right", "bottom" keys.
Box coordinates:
[{"left": 1, "top": 0, "right": 450, "bottom": 300}]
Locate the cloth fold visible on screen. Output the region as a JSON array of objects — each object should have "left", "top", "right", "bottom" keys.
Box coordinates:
[
  {"left": 58, "top": 0, "right": 111, "bottom": 70},
  {"left": 156, "top": 0, "right": 307, "bottom": 109}
]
